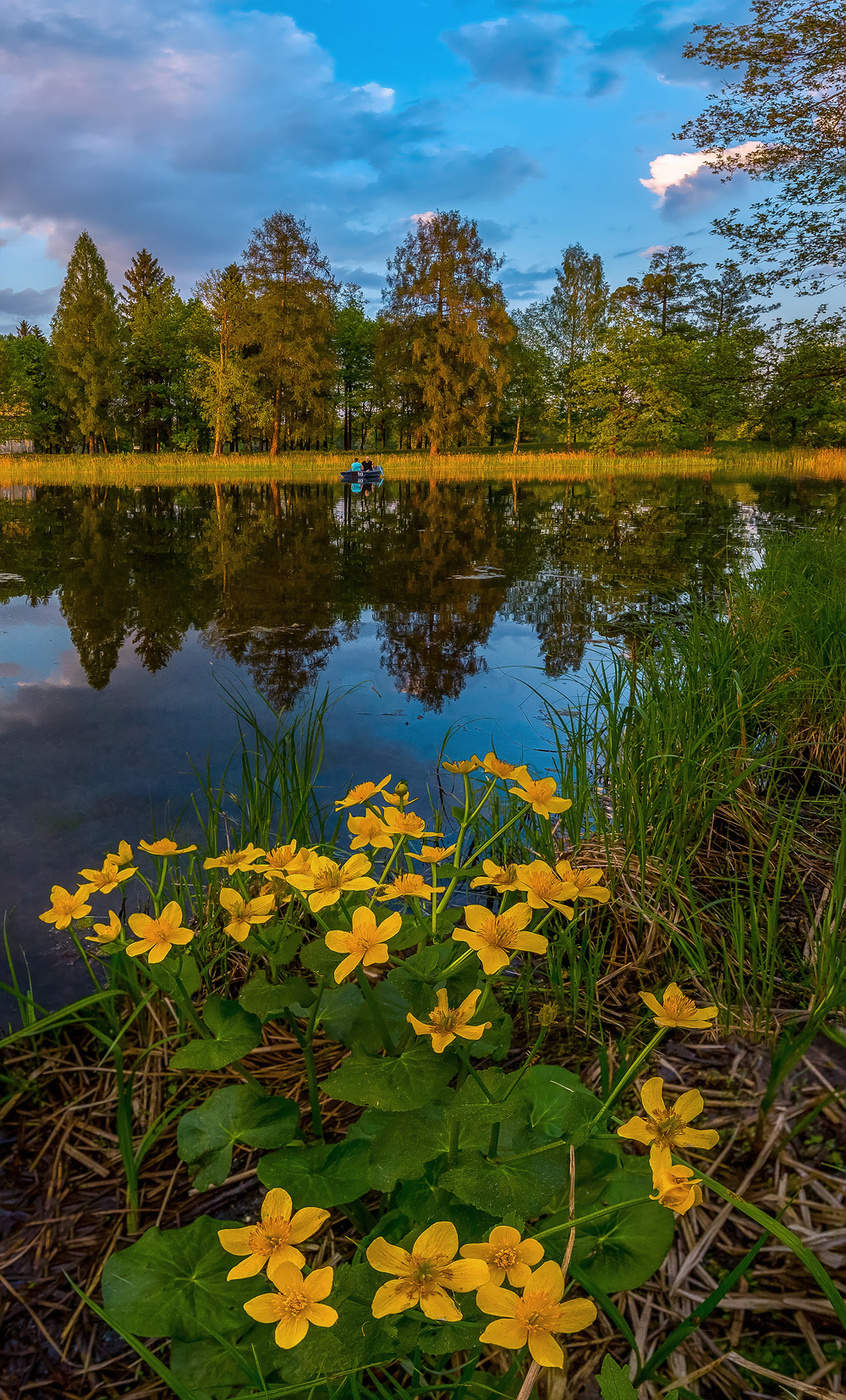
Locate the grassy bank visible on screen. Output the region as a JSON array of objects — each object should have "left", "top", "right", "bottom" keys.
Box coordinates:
[
  {"left": 1, "top": 527, "right": 844, "bottom": 1400},
  {"left": 2, "top": 445, "right": 846, "bottom": 487}
]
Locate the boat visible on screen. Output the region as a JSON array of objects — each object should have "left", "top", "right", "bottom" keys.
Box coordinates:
[{"left": 340, "top": 465, "right": 384, "bottom": 483}]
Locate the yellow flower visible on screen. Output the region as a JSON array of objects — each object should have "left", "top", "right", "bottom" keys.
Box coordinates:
[
  {"left": 347, "top": 811, "right": 394, "bottom": 851},
  {"left": 218, "top": 1187, "right": 330, "bottom": 1279},
  {"left": 86, "top": 910, "right": 122, "bottom": 945},
  {"left": 507, "top": 775, "right": 572, "bottom": 819},
  {"left": 469, "top": 859, "right": 521, "bottom": 894},
  {"left": 105, "top": 840, "right": 133, "bottom": 865},
  {"left": 324, "top": 906, "right": 401, "bottom": 983},
  {"left": 219, "top": 887, "right": 276, "bottom": 943},
  {"left": 126, "top": 902, "right": 194, "bottom": 963},
  {"left": 376, "top": 871, "right": 444, "bottom": 902},
  {"left": 287, "top": 853, "right": 375, "bottom": 912},
  {"left": 477, "top": 1261, "right": 596, "bottom": 1367},
  {"left": 410, "top": 842, "right": 457, "bottom": 865},
  {"left": 380, "top": 807, "right": 435, "bottom": 839},
  {"left": 407, "top": 988, "right": 491, "bottom": 1053},
  {"left": 460, "top": 1226, "right": 544, "bottom": 1287},
  {"left": 139, "top": 838, "right": 197, "bottom": 856},
  {"left": 254, "top": 842, "right": 301, "bottom": 875},
  {"left": 452, "top": 903, "right": 547, "bottom": 975},
  {"left": 554, "top": 859, "right": 610, "bottom": 904},
  {"left": 617, "top": 1076, "right": 719, "bottom": 1152},
  {"left": 244, "top": 1262, "right": 337, "bottom": 1349},
  {"left": 381, "top": 785, "right": 413, "bottom": 807},
  {"left": 367, "top": 1221, "right": 489, "bottom": 1321},
  {"left": 203, "top": 843, "right": 265, "bottom": 873},
  {"left": 442, "top": 757, "right": 481, "bottom": 774},
  {"left": 39, "top": 884, "right": 93, "bottom": 929},
  {"left": 479, "top": 752, "right": 529, "bottom": 780},
  {"left": 515, "top": 860, "right": 577, "bottom": 915},
  {"left": 78, "top": 858, "right": 137, "bottom": 894},
  {"left": 335, "top": 775, "right": 392, "bottom": 810},
  {"left": 640, "top": 983, "right": 718, "bottom": 1030},
  {"left": 649, "top": 1144, "right": 704, "bottom": 1215}
]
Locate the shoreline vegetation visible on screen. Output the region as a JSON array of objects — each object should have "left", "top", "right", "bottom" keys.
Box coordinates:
[
  {"left": 1, "top": 525, "right": 844, "bottom": 1398},
  {"left": 3, "top": 445, "right": 846, "bottom": 488}
]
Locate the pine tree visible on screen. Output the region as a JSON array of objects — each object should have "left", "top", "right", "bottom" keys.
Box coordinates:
[
  {"left": 192, "top": 264, "right": 257, "bottom": 454},
  {"left": 243, "top": 213, "right": 338, "bottom": 454},
  {"left": 51, "top": 231, "right": 120, "bottom": 452},
  {"left": 383, "top": 211, "right": 512, "bottom": 454},
  {"left": 638, "top": 245, "right": 704, "bottom": 337},
  {"left": 119, "top": 250, "right": 193, "bottom": 451},
  {"left": 120, "top": 249, "right": 166, "bottom": 316}
]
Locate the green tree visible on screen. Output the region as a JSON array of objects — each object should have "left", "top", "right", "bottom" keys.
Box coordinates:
[
  {"left": 192, "top": 264, "right": 257, "bottom": 455},
  {"left": 763, "top": 315, "right": 846, "bottom": 444},
  {"left": 243, "top": 213, "right": 338, "bottom": 455},
  {"left": 499, "top": 317, "right": 554, "bottom": 451},
  {"left": 335, "top": 286, "right": 377, "bottom": 452},
  {"left": 52, "top": 231, "right": 121, "bottom": 452},
  {"left": 119, "top": 249, "right": 197, "bottom": 451},
  {"left": 544, "top": 244, "right": 607, "bottom": 443},
  {"left": 678, "top": 0, "right": 846, "bottom": 291},
  {"left": 383, "top": 211, "right": 513, "bottom": 454},
  {"left": 576, "top": 308, "right": 691, "bottom": 451},
  {"left": 637, "top": 245, "right": 703, "bottom": 337}
]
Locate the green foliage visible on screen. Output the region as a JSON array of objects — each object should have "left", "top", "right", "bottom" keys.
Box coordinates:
[
  {"left": 258, "top": 1138, "right": 373, "bottom": 1205},
  {"left": 177, "top": 1085, "right": 299, "bottom": 1189},
  {"left": 322, "top": 1042, "right": 458, "bottom": 1111},
  {"left": 51, "top": 230, "right": 121, "bottom": 447},
  {"left": 170, "top": 996, "right": 262, "bottom": 1070},
  {"left": 597, "top": 1356, "right": 639, "bottom": 1400}
]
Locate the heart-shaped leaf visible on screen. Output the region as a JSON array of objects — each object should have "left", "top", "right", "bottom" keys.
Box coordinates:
[
  {"left": 322, "top": 1043, "right": 457, "bottom": 1111},
  {"left": 170, "top": 997, "right": 262, "bottom": 1071},
  {"left": 177, "top": 1085, "right": 299, "bottom": 1190}
]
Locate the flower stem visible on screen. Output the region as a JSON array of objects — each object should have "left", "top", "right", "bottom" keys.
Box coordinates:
[
  {"left": 534, "top": 1196, "right": 649, "bottom": 1241},
  {"left": 369, "top": 835, "right": 406, "bottom": 906},
  {"left": 500, "top": 1024, "right": 550, "bottom": 1103},
  {"left": 355, "top": 966, "right": 397, "bottom": 1055},
  {"left": 586, "top": 1028, "right": 666, "bottom": 1131}
]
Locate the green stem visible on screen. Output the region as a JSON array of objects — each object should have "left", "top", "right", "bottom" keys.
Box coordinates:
[
  {"left": 534, "top": 1197, "right": 650, "bottom": 1242},
  {"left": 586, "top": 1029, "right": 666, "bottom": 1131},
  {"left": 69, "top": 927, "right": 105, "bottom": 996},
  {"left": 303, "top": 978, "right": 326, "bottom": 1139},
  {"left": 355, "top": 966, "right": 397, "bottom": 1055},
  {"left": 369, "top": 835, "right": 407, "bottom": 905},
  {"left": 460, "top": 1049, "right": 496, "bottom": 1102},
  {"left": 501, "top": 1025, "right": 550, "bottom": 1103},
  {"left": 435, "top": 947, "right": 476, "bottom": 981}
]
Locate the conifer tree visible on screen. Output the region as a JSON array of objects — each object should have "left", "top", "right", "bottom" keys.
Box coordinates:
[
  {"left": 243, "top": 213, "right": 338, "bottom": 454},
  {"left": 119, "top": 249, "right": 166, "bottom": 316},
  {"left": 51, "top": 231, "right": 120, "bottom": 452},
  {"left": 119, "top": 249, "right": 195, "bottom": 450},
  {"left": 383, "top": 211, "right": 512, "bottom": 454},
  {"left": 192, "top": 264, "right": 257, "bottom": 455}
]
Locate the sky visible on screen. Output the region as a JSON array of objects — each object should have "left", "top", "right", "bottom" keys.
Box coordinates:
[{"left": 0, "top": 0, "right": 768, "bottom": 331}]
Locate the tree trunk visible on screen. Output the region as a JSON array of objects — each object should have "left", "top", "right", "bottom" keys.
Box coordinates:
[
  {"left": 270, "top": 381, "right": 282, "bottom": 456},
  {"left": 512, "top": 414, "right": 521, "bottom": 455}
]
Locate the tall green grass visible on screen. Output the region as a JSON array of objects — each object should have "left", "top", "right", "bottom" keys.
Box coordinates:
[{"left": 2, "top": 445, "right": 846, "bottom": 487}]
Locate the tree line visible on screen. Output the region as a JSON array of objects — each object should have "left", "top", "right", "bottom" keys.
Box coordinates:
[{"left": 1, "top": 213, "right": 844, "bottom": 456}]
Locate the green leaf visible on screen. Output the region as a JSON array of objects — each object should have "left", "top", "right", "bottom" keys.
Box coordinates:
[
  {"left": 237, "top": 971, "right": 313, "bottom": 1022},
  {"left": 416, "top": 1318, "right": 484, "bottom": 1356},
  {"left": 170, "top": 997, "right": 261, "bottom": 1071},
  {"left": 177, "top": 1085, "right": 299, "bottom": 1190},
  {"left": 320, "top": 981, "right": 410, "bottom": 1054},
  {"left": 145, "top": 953, "right": 201, "bottom": 998},
  {"left": 299, "top": 937, "right": 342, "bottom": 978},
  {"left": 257, "top": 1138, "right": 373, "bottom": 1206},
  {"left": 101, "top": 1216, "right": 255, "bottom": 1341},
  {"left": 347, "top": 1103, "right": 448, "bottom": 1190},
  {"left": 522, "top": 1064, "right": 601, "bottom": 1139},
  {"left": 571, "top": 1162, "right": 674, "bottom": 1292},
  {"left": 441, "top": 1145, "right": 570, "bottom": 1218},
  {"left": 597, "top": 1356, "right": 639, "bottom": 1400},
  {"left": 169, "top": 1330, "right": 281, "bottom": 1399},
  {"left": 322, "top": 1043, "right": 457, "bottom": 1111}
]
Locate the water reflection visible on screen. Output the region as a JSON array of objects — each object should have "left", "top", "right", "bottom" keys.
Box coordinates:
[{"left": 3, "top": 475, "right": 841, "bottom": 709}]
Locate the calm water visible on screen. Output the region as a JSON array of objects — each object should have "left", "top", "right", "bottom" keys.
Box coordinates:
[{"left": 2, "top": 473, "right": 843, "bottom": 1011}]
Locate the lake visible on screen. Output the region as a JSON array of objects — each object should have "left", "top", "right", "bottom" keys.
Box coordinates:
[{"left": 2, "top": 471, "right": 843, "bottom": 1011}]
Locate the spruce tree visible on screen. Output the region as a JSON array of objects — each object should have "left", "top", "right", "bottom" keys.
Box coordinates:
[
  {"left": 383, "top": 211, "right": 512, "bottom": 454},
  {"left": 51, "top": 231, "right": 120, "bottom": 452},
  {"left": 119, "top": 249, "right": 191, "bottom": 450},
  {"left": 120, "top": 249, "right": 166, "bottom": 316}
]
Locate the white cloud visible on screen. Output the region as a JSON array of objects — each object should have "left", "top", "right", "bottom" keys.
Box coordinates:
[
  {"left": 410, "top": 211, "right": 437, "bottom": 223},
  {"left": 352, "top": 82, "right": 395, "bottom": 113},
  {"left": 641, "top": 143, "right": 763, "bottom": 200}
]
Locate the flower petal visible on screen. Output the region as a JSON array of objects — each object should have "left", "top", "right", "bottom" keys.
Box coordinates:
[
  {"left": 303, "top": 1265, "right": 334, "bottom": 1300},
  {"left": 366, "top": 1237, "right": 412, "bottom": 1275},
  {"left": 419, "top": 1286, "right": 461, "bottom": 1321},
  {"left": 261, "top": 1187, "right": 292, "bottom": 1223},
  {"left": 274, "top": 1315, "right": 309, "bottom": 1349},
  {"left": 371, "top": 1278, "right": 415, "bottom": 1317},
  {"left": 675, "top": 1088, "right": 704, "bottom": 1124},
  {"left": 526, "top": 1260, "right": 564, "bottom": 1301},
  {"left": 479, "top": 1318, "right": 527, "bottom": 1350},
  {"left": 243, "top": 1293, "right": 283, "bottom": 1323},
  {"left": 555, "top": 1297, "right": 598, "bottom": 1333},
  {"left": 413, "top": 1220, "right": 458, "bottom": 1261},
  {"left": 616, "top": 1115, "right": 655, "bottom": 1146},
  {"left": 442, "top": 1258, "right": 489, "bottom": 1291},
  {"left": 216, "top": 1226, "right": 256, "bottom": 1255},
  {"left": 226, "top": 1253, "right": 266, "bottom": 1281},
  {"left": 305, "top": 1302, "right": 338, "bottom": 1328},
  {"left": 676, "top": 1126, "right": 720, "bottom": 1149},
  {"left": 518, "top": 1238, "right": 545, "bottom": 1266},
  {"left": 489, "top": 1225, "right": 521, "bottom": 1249},
  {"left": 527, "top": 1331, "right": 564, "bottom": 1367},
  {"left": 289, "top": 1207, "right": 330, "bottom": 1243},
  {"left": 641, "top": 1076, "right": 666, "bottom": 1117},
  {"left": 476, "top": 1284, "right": 519, "bottom": 1318}
]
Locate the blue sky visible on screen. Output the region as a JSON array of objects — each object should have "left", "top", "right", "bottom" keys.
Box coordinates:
[{"left": 0, "top": 0, "right": 765, "bottom": 330}]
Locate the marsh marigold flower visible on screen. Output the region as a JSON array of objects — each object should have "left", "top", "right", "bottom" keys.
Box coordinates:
[
  {"left": 410, "top": 842, "right": 456, "bottom": 865},
  {"left": 480, "top": 753, "right": 529, "bottom": 781},
  {"left": 508, "top": 775, "right": 572, "bottom": 820},
  {"left": 477, "top": 1261, "right": 596, "bottom": 1367},
  {"left": 442, "top": 757, "right": 480, "bottom": 774},
  {"left": 380, "top": 807, "right": 435, "bottom": 839},
  {"left": 640, "top": 983, "right": 718, "bottom": 1030},
  {"left": 460, "top": 1226, "right": 544, "bottom": 1287},
  {"left": 39, "top": 884, "right": 93, "bottom": 929},
  {"left": 126, "top": 902, "right": 194, "bottom": 962},
  {"left": 377, "top": 871, "right": 444, "bottom": 902},
  {"left": 203, "top": 843, "right": 265, "bottom": 874},
  {"left": 367, "top": 1221, "right": 489, "bottom": 1321},
  {"left": 649, "top": 1144, "right": 703, "bottom": 1215},
  {"left": 335, "top": 775, "right": 392, "bottom": 810},
  {"left": 407, "top": 988, "right": 491, "bottom": 1053},
  {"left": 617, "top": 1076, "right": 719, "bottom": 1153},
  {"left": 347, "top": 811, "right": 394, "bottom": 851},
  {"left": 78, "top": 858, "right": 137, "bottom": 894},
  {"left": 453, "top": 903, "right": 547, "bottom": 975},
  {"left": 255, "top": 842, "right": 301, "bottom": 876},
  {"left": 86, "top": 910, "right": 122, "bottom": 946},
  {"left": 324, "top": 906, "right": 401, "bottom": 983},
  {"left": 470, "top": 859, "right": 521, "bottom": 894},
  {"left": 554, "top": 859, "right": 610, "bottom": 904},
  {"left": 516, "top": 860, "right": 578, "bottom": 916},
  {"left": 287, "top": 853, "right": 375, "bottom": 912},
  {"left": 244, "top": 1261, "right": 337, "bottom": 1349},
  {"left": 219, "top": 887, "right": 276, "bottom": 943},
  {"left": 381, "top": 784, "right": 413, "bottom": 807},
  {"left": 218, "top": 1187, "right": 329, "bottom": 1279},
  {"left": 139, "top": 837, "right": 197, "bottom": 856},
  {"left": 105, "top": 840, "right": 133, "bottom": 865}
]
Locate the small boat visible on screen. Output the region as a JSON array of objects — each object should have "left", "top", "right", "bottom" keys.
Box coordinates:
[{"left": 340, "top": 465, "right": 384, "bottom": 483}]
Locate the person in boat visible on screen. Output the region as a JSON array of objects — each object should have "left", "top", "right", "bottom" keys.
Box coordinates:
[
  {"left": 350, "top": 459, "right": 362, "bottom": 473},
  {"left": 361, "top": 457, "right": 374, "bottom": 472}
]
